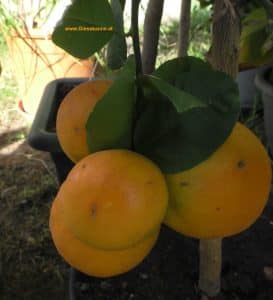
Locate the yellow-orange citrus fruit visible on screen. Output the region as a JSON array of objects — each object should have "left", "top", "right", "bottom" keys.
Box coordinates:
[
  {"left": 164, "top": 122, "right": 272, "bottom": 239},
  {"left": 56, "top": 80, "right": 112, "bottom": 162},
  {"left": 58, "top": 149, "right": 168, "bottom": 250},
  {"left": 49, "top": 195, "right": 159, "bottom": 278}
]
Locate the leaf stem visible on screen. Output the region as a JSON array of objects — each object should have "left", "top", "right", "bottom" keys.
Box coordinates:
[{"left": 131, "top": 0, "right": 143, "bottom": 76}]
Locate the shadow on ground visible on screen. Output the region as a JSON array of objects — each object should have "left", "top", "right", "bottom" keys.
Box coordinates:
[{"left": 0, "top": 128, "right": 69, "bottom": 300}]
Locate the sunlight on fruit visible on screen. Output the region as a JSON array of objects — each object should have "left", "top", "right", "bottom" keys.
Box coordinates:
[{"left": 56, "top": 80, "right": 112, "bottom": 162}]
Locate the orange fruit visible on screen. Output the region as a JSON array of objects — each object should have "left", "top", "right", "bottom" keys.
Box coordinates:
[
  {"left": 56, "top": 79, "right": 112, "bottom": 162},
  {"left": 164, "top": 122, "right": 272, "bottom": 239},
  {"left": 58, "top": 149, "right": 168, "bottom": 250},
  {"left": 49, "top": 194, "right": 159, "bottom": 278}
]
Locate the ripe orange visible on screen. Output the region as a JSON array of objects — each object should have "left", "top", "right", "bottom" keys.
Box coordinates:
[
  {"left": 58, "top": 149, "right": 168, "bottom": 250},
  {"left": 164, "top": 122, "right": 272, "bottom": 239},
  {"left": 49, "top": 194, "right": 159, "bottom": 278},
  {"left": 56, "top": 79, "right": 112, "bottom": 162}
]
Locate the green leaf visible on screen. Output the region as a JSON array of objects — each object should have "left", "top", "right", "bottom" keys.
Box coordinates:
[
  {"left": 134, "top": 57, "right": 240, "bottom": 174},
  {"left": 107, "top": 0, "right": 127, "bottom": 70},
  {"left": 140, "top": 75, "right": 207, "bottom": 113},
  {"left": 153, "top": 55, "right": 212, "bottom": 85},
  {"left": 241, "top": 7, "right": 268, "bottom": 40},
  {"left": 86, "top": 56, "right": 136, "bottom": 152},
  {"left": 52, "top": 0, "right": 114, "bottom": 59}
]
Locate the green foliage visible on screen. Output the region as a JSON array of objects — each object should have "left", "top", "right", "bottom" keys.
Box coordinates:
[
  {"left": 157, "top": 4, "right": 211, "bottom": 64},
  {"left": 140, "top": 75, "right": 206, "bottom": 113},
  {"left": 0, "top": 1, "right": 58, "bottom": 34},
  {"left": 107, "top": 0, "right": 127, "bottom": 70},
  {"left": 240, "top": 7, "right": 273, "bottom": 66},
  {"left": 0, "top": 5, "right": 21, "bottom": 35},
  {"left": 134, "top": 57, "right": 240, "bottom": 173},
  {"left": 86, "top": 56, "right": 136, "bottom": 152},
  {"left": 188, "top": 4, "right": 211, "bottom": 58},
  {"left": 52, "top": 0, "right": 115, "bottom": 59}
]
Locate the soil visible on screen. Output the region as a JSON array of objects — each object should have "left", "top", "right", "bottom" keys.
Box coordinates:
[
  {"left": 0, "top": 102, "right": 69, "bottom": 298},
  {"left": 0, "top": 140, "right": 69, "bottom": 300}
]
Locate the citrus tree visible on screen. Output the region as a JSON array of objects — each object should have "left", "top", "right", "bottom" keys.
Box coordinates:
[{"left": 49, "top": 0, "right": 272, "bottom": 298}]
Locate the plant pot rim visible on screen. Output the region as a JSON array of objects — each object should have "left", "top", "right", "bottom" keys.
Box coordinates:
[
  {"left": 255, "top": 65, "right": 273, "bottom": 97},
  {"left": 27, "top": 77, "right": 88, "bottom": 153}
]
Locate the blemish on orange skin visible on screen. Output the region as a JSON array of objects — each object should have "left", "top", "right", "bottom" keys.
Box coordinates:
[
  {"left": 179, "top": 181, "right": 189, "bottom": 187},
  {"left": 90, "top": 203, "right": 97, "bottom": 218},
  {"left": 237, "top": 160, "right": 246, "bottom": 169}
]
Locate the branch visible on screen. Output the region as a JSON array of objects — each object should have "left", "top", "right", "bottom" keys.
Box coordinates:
[
  {"left": 131, "top": 0, "right": 143, "bottom": 76},
  {"left": 178, "top": 0, "right": 192, "bottom": 57},
  {"left": 142, "top": 0, "right": 165, "bottom": 74}
]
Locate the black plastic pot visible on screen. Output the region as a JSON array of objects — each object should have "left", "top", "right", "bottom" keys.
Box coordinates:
[
  {"left": 255, "top": 65, "right": 273, "bottom": 155},
  {"left": 27, "top": 77, "right": 89, "bottom": 183}
]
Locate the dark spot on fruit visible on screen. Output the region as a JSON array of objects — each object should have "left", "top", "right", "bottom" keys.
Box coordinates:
[
  {"left": 216, "top": 207, "right": 221, "bottom": 212},
  {"left": 237, "top": 160, "right": 246, "bottom": 169},
  {"left": 180, "top": 181, "right": 189, "bottom": 187},
  {"left": 74, "top": 126, "right": 80, "bottom": 133},
  {"left": 82, "top": 164, "right": 86, "bottom": 169},
  {"left": 146, "top": 180, "right": 153, "bottom": 185},
  {"left": 90, "top": 203, "right": 97, "bottom": 218}
]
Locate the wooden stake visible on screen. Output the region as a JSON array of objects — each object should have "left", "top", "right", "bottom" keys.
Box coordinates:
[
  {"left": 199, "top": 0, "right": 241, "bottom": 298},
  {"left": 198, "top": 239, "right": 222, "bottom": 297}
]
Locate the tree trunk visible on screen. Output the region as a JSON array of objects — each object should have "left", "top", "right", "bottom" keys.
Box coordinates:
[
  {"left": 207, "top": 0, "right": 241, "bottom": 78},
  {"left": 178, "top": 0, "right": 192, "bottom": 57},
  {"left": 142, "top": 0, "right": 164, "bottom": 74},
  {"left": 199, "top": 0, "right": 241, "bottom": 298}
]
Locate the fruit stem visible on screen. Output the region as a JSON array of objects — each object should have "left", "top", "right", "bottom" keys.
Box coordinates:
[
  {"left": 198, "top": 238, "right": 222, "bottom": 298},
  {"left": 131, "top": 0, "right": 143, "bottom": 77},
  {"left": 131, "top": 0, "right": 144, "bottom": 151}
]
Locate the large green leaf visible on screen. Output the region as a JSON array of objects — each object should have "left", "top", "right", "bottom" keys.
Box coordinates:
[
  {"left": 139, "top": 75, "right": 207, "bottom": 113},
  {"left": 241, "top": 7, "right": 267, "bottom": 40},
  {"left": 86, "top": 56, "right": 136, "bottom": 152},
  {"left": 107, "top": 0, "right": 127, "bottom": 70},
  {"left": 52, "top": 0, "right": 114, "bottom": 59},
  {"left": 153, "top": 56, "right": 212, "bottom": 85},
  {"left": 134, "top": 57, "right": 240, "bottom": 173},
  {"left": 239, "top": 7, "right": 273, "bottom": 65}
]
